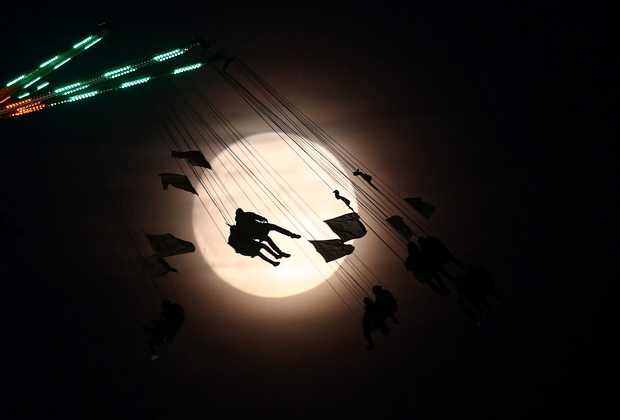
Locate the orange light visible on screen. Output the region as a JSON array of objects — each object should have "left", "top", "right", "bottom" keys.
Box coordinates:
[
  {"left": 4, "top": 98, "right": 32, "bottom": 109},
  {"left": 0, "top": 96, "right": 10, "bottom": 104},
  {"left": 12, "top": 103, "right": 46, "bottom": 116}
]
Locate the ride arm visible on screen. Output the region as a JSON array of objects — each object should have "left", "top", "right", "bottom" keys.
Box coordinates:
[
  {"left": 0, "top": 24, "right": 112, "bottom": 105},
  {"left": 1, "top": 40, "right": 225, "bottom": 119}
]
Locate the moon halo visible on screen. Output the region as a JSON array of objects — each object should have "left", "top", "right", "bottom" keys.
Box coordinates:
[{"left": 192, "top": 132, "right": 357, "bottom": 298}]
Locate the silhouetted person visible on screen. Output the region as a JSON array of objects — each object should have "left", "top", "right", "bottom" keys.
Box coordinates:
[
  {"left": 372, "top": 285, "right": 399, "bottom": 324},
  {"left": 353, "top": 169, "right": 378, "bottom": 190},
  {"left": 456, "top": 292, "right": 484, "bottom": 327},
  {"left": 143, "top": 300, "right": 185, "bottom": 360},
  {"left": 468, "top": 266, "right": 499, "bottom": 301},
  {"left": 418, "top": 236, "right": 465, "bottom": 270},
  {"left": 0, "top": 211, "right": 25, "bottom": 235},
  {"left": 405, "top": 242, "right": 450, "bottom": 296},
  {"left": 235, "top": 208, "right": 300, "bottom": 257},
  {"left": 161, "top": 300, "right": 185, "bottom": 326},
  {"left": 228, "top": 225, "right": 282, "bottom": 266},
  {"left": 456, "top": 267, "right": 499, "bottom": 314},
  {"left": 362, "top": 297, "right": 389, "bottom": 349}
]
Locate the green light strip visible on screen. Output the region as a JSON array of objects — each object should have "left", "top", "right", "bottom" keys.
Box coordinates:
[
  {"left": 108, "top": 69, "right": 135, "bottom": 79},
  {"left": 54, "top": 82, "right": 82, "bottom": 94},
  {"left": 53, "top": 58, "right": 72, "bottom": 69},
  {"left": 104, "top": 66, "right": 135, "bottom": 78},
  {"left": 73, "top": 36, "right": 94, "bottom": 49},
  {"left": 6, "top": 75, "right": 26, "bottom": 87},
  {"left": 39, "top": 56, "right": 60, "bottom": 68},
  {"left": 23, "top": 77, "right": 42, "bottom": 89},
  {"left": 120, "top": 77, "right": 151, "bottom": 88},
  {"left": 67, "top": 90, "right": 99, "bottom": 102},
  {"left": 83, "top": 38, "right": 102, "bottom": 50},
  {"left": 153, "top": 49, "right": 184, "bottom": 62},
  {"left": 62, "top": 85, "right": 89, "bottom": 95},
  {"left": 36, "top": 82, "right": 50, "bottom": 91},
  {"left": 18, "top": 92, "right": 30, "bottom": 99},
  {"left": 173, "top": 63, "right": 204, "bottom": 74}
]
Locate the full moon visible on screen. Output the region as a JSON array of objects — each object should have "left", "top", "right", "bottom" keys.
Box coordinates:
[{"left": 192, "top": 132, "right": 357, "bottom": 298}]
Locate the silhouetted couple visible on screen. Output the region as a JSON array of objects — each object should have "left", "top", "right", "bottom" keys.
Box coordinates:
[
  {"left": 405, "top": 237, "right": 465, "bottom": 296},
  {"left": 143, "top": 300, "right": 185, "bottom": 360},
  {"left": 362, "top": 286, "right": 399, "bottom": 349},
  {"left": 455, "top": 266, "right": 499, "bottom": 326},
  {"left": 227, "top": 208, "right": 301, "bottom": 266}
]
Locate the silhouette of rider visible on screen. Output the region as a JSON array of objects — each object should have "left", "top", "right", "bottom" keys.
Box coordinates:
[
  {"left": 228, "top": 225, "right": 282, "bottom": 266},
  {"left": 362, "top": 297, "right": 389, "bottom": 349},
  {"left": 418, "top": 236, "right": 465, "bottom": 270},
  {"left": 235, "top": 208, "right": 301, "bottom": 257},
  {"left": 372, "top": 285, "right": 399, "bottom": 324},
  {"left": 405, "top": 242, "right": 450, "bottom": 296},
  {"left": 143, "top": 300, "right": 186, "bottom": 360}
]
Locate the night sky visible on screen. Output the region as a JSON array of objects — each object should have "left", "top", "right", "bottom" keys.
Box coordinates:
[{"left": 1, "top": 2, "right": 612, "bottom": 419}]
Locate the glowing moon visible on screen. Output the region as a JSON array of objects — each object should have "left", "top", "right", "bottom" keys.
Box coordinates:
[{"left": 192, "top": 132, "right": 357, "bottom": 298}]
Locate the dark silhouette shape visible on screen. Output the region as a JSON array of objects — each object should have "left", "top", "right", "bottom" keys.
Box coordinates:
[
  {"left": 171, "top": 150, "right": 211, "bottom": 169},
  {"left": 372, "top": 285, "right": 399, "bottom": 324},
  {"left": 160, "top": 300, "right": 185, "bottom": 326},
  {"left": 323, "top": 212, "right": 367, "bottom": 242},
  {"left": 418, "top": 236, "right": 466, "bottom": 269},
  {"left": 135, "top": 254, "right": 177, "bottom": 277},
  {"left": 405, "top": 242, "right": 450, "bottom": 296},
  {"left": 235, "top": 208, "right": 300, "bottom": 257},
  {"left": 333, "top": 190, "right": 353, "bottom": 210},
  {"left": 468, "top": 266, "right": 499, "bottom": 301},
  {"left": 404, "top": 197, "right": 435, "bottom": 220},
  {"left": 0, "top": 211, "right": 25, "bottom": 235},
  {"left": 456, "top": 293, "right": 484, "bottom": 327},
  {"left": 159, "top": 173, "right": 198, "bottom": 195},
  {"left": 142, "top": 300, "right": 185, "bottom": 360},
  {"left": 353, "top": 169, "right": 378, "bottom": 190},
  {"left": 227, "top": 225, "right": 283, "bottom": 266},
  {"left": 456, "top": 266, "right": 499, "bottom": 320},
  {"left": 362, "top": 297, "right": 389, "bottom": 349},
  {"left": 309, "top": 239, "right": 355, "bottom": 263},
  {"left": 386, "top": 215, "right": 413, "bottom": 241}
]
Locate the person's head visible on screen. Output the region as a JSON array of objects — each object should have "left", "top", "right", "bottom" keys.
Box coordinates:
[
  {"left": 363, "top": 297, "right": 373, "bottom": 305},
  {"left": 407, "top": 242, "right": 419, "bottom": 253},
  {"left": 235, "top": 208, "right": 244, "bottom": 217},
  {"left": 372, "top": 285, "right": 382, "bottom": 295}
]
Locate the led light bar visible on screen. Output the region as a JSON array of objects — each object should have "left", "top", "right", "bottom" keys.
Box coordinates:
[
  {"left": 104, "top": 66, "right": 136, "bottom": 78},
  {"left": 120, "top": 77, "right": 151, "bottom": 88},
  {"left": 39, "top": 56, "right": 60, "bottom": 68},
  {"left": 62, "top": 85, "right": 89, "bottom": 95},
  {"left": 74, "top": 36, "right": 94, "bottom": 49},
  {"left": 6, "top": 75, "right": 26, "bottom": 87},
  {"left": 54, "top": 82, "right": 82, "bottom": 94},
  {"left": 53, "top": 58, "right": 72, "bottom": 70},
  {"left": 67, "top": 91, "right": 99, "bottom": 102},
  {"left": 153, "top": 49, "right": 184, "bottom": 62},
  {"left": 172, "top": 63, "right": 204, "bottom": 74},
  {"left": 23, "top": 77, "right": 42, "bottom": 89},
  {"left": 83, "top": 38, "right": 102, "bottom": 50}
]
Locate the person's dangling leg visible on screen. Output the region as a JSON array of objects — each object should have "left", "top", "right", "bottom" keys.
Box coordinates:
[
  {"left": 265, "top": 223, "right": 301, "bottom": 239},
  {"left": 256, "top": 252, "right": 280, "bottom": 267},
  {"left": 363, "top": 328, "right": 375, "bottom": 349}
]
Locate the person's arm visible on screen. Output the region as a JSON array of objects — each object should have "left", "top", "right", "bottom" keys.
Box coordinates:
[{"left": 248, "top": 212, "right": 267, "bottom": 222}]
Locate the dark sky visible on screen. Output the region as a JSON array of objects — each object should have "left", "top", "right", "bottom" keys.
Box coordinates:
[{"left": 1, "top": 2, "right": 612, "bottom": 419}]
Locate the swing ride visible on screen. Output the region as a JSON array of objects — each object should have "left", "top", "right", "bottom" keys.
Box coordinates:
[{"left": 1, "top": 24, "right": 498, "bottom": 356}]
